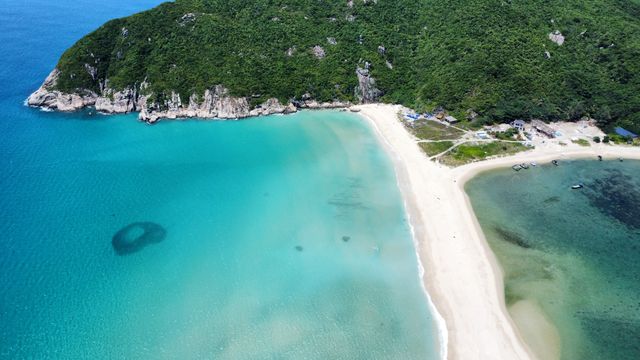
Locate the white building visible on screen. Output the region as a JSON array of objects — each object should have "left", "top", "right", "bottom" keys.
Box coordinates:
[{"left": 511, "top": 119, "right": 525, "bottom": 131}]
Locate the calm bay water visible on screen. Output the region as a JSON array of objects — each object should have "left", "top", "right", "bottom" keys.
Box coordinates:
[
  {"left": 0, "top": 1, "right": 438, "bottom": 358},
  {"left": 466, "top": 160, "right": 640, "bottom": 359}
]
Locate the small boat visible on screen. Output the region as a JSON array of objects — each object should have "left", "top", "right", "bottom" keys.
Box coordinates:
[
  {"left": 571, "top": 184, "right": 584, "bottom": 189},
  {"left": 619, "top": 157, "right": 624, "bottom": 162},
  {"left": 552, "top": 160, "right": 559, "bottom": 166},
  {"left": 520, "top": 163, "right": 530, "bottom": 169},
  {"left": 530, "top": 162, "right": 537, "bottom": 167},
  {"left": 512, "top": 164, "right": 522, "bottom": 171}
]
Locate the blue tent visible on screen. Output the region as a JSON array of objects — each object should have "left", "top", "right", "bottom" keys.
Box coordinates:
[
  {"left": 404, "top": 113, "right": 420, "bottom": 121},
  {"left": 615, "top": 127, "right": 638, "bottom": 138}
]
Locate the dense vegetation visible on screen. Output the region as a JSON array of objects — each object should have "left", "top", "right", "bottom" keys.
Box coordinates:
[{"left": 52, "top": 0, "right": 640, "bottom": 131}]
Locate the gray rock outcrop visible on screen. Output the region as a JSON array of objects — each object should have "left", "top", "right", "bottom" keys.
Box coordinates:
[
  {"left": 548, "top": 30, "right": 565, "bottom": 45},
  {"left": 139, "top": 87, "right": 351, "bottom": 123},
  {"left": 26, "top": 69, "right": 95, "bottom": 111},
  {"left": 27, "top": 69, "right": 147, "bottom": 113},
  {"left": 355, "top": 66, "right": 382, "bottom": 103},
  {"left": 312, "top": 45, "right": 326, "bottom": 59},
  {"left": 27, "top": 68, "right": 353, "bottom": 123}
]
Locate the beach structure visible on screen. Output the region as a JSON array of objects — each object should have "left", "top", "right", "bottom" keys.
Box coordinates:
[
  {"left": 444, "top": 115, "right": 459, "bottom": 124},
  {"left": 510, "top": 119, "right": 525, "bottom": 132},
  {"left": 475, "top": 130, "right": 489, "bottom": 139},
  {"left": 614, "top": 127, "right": 638, "bottom": 139},
  {"left": 423, "top": 112, "right": 438, "bottom": 121},
  {"left": 531, "top": 119, "right": 556, "bottom": 138},
  {"left": 403, "top": 113, "right": 420, "bottom": 123}
]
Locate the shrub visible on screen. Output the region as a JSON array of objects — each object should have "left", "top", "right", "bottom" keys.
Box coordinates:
[{"left": 572, "top": 139, "right": 590, "bottom": 147}]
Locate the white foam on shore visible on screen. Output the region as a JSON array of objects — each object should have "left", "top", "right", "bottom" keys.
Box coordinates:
[
  {"left": 23, "top": 99, "right": 53, "bottom": 112},
  {"left": 403, "top": 194, "right": 449, "bottom": 360},
  {"left": 360, "top": 111, "right": 449, "bottom": 360}
]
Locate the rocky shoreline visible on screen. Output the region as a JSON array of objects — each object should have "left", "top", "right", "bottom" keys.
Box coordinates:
[{"left": 27, "top": 69, "right": 354, "bottom": 123}]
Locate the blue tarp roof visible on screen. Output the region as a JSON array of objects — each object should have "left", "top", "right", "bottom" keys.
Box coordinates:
[{"left": 615, "top": 127, "right": 638, "bottom": 138}]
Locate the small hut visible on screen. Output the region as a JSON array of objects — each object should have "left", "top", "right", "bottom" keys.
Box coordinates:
[
  {"left": 444, "top": 115, "right": 459, "bottom": 124},
  {"left": 532, "top": 119, "right": 555, "bottom": 138}
]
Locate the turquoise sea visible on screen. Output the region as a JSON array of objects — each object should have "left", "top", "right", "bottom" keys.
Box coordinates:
[
  {"left": 0, "top": 1, "right": 438, "bottom": 358},
  {"left": 466, "top": 160, "right": 640, "bottom": 359}
]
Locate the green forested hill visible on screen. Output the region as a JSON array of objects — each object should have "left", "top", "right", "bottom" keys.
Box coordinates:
[{"left": 51, "top": 0, "right": 640, "bottom": 131}]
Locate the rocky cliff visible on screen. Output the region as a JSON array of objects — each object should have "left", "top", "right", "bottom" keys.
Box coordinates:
[
  {"left": 355, "top": 64, "right": 382, "bottom": 103},
  {"left": 27, "top": 69, "right": 353, "bottom": 123}
]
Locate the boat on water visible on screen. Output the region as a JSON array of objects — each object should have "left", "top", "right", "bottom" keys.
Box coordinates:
[
  {"left": 552, "top": 160, "right": 559, "bottom": 166},
  {"left": 531, "top": 162, "right": 537, "bottom": 167},
  {"left": 571, "top": 184, "right": 584, "bottom": 189},
  {"left": 520, "top": 163, "right": 530, "bottom": 169},
  {"left": 512, "top": 164, "right": 522, "bottom": 171}
]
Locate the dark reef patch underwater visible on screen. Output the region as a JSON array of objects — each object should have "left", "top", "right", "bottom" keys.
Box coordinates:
[
  {"left": 492, "top": 226, "right": 531, "bottom": 249},
  {"left": 112, "top": 222, "right": 166, "bottom": 255},
  {"left": 582, "top": 168, "right": 640, "bottom": 230}
]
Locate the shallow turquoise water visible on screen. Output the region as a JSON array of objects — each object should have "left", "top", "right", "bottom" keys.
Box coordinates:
[
  {"left": 0, "top": 1, "right": 438, "bottom": 358},
  {"left": 466, "top": 159, "right": 640, "bottom": 359}
]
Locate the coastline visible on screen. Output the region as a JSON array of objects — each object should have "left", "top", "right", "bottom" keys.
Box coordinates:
[
  {"left": 26, "top": 69, "right": 353, "bottom": 123},
  {"left": 355, "top": 103, "right": 640, "bottom": 360},
  {"left": 22, "top": 96, "right": 640, "bottom": 357}
]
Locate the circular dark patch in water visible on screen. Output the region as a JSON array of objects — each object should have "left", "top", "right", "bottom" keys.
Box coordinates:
[
  {"left": 342, "top": 236, "right": 351, "bottom": 242},
  {"left": 295, "top": 245, "right": 304, "bottom": 252},
  {"left": 112, "top": 222, "right": 166, "bottom": 256}
]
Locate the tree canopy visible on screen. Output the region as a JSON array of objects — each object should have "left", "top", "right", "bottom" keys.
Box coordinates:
[{"left": 53, "top": 0, "right": 640, "bottom": 131}]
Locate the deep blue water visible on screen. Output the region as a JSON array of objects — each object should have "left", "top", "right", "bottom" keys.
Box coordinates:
[{"left": 0, "top": 1, "right": 438, "bottom": 358}]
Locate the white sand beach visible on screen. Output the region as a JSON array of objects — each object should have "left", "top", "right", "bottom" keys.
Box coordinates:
[{"left": 355, "top": 103, "right": 640, "bottom": 360}]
